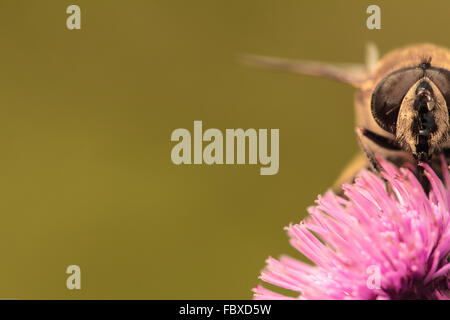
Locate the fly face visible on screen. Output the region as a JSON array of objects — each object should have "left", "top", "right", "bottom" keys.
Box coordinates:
[{"left": 371, "top": 64, "right": 450, "bottom": 163}]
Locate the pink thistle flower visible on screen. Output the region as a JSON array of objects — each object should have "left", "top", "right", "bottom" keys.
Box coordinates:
[{"left": 253, "top": 160, "right": 450, "bottom": 300}]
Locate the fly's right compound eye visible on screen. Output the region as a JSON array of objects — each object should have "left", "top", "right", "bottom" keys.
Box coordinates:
[{"left": 370, "top": 68, "right": 424, "bottom": 134}]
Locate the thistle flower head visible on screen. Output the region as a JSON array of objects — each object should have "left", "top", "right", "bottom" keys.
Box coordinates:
[{"left": 253, "top": 160, "right": 450, "bottom": 300}]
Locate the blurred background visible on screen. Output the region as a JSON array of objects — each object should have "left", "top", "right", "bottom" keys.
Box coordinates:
[{"left": 0, "top": 0, "right": 449, "bottom": 299}]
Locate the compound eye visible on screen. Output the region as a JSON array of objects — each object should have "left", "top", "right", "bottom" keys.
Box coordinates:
[
  {"left": 371, "top": 68, "right": 423, "bottom": 133},
  {"left": 427, "top": 67, "right": 450, "bottom": 108}
]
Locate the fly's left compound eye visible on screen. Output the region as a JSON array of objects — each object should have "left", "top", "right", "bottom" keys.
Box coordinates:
[
  {"left": 426, "top": 67, "right": 450, "bottom": 109},
  {"left": 371, "top": 68, "right": 424, "bottom": 133}
]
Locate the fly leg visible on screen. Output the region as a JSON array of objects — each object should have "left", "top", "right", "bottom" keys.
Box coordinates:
[
  {"left": 355, "top": 126, "right": 402, "bottom": 170},
  {"left": 355, "top": 127, "right": 402, "bottom": 193}
]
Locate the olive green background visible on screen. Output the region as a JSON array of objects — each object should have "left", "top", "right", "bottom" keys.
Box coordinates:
[{"left": 0, "top": 0, "right": 449, "bottom": 299}]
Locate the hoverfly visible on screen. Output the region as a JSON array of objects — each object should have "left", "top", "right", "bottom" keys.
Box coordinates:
[{"left": 243, "top": 44, "right": 450, "bottom": 191}]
